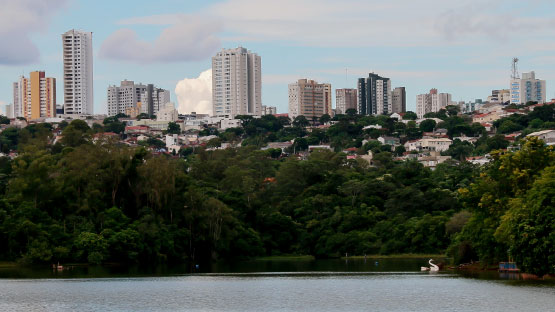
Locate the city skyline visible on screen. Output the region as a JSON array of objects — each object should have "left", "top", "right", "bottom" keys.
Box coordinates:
[{"left": 1, "top": 0, "right": 555, "bottom": 116}]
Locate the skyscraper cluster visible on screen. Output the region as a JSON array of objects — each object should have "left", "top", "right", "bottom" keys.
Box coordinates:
[
  {"left": 11, "top": 29, "right": 93, "bottom": 120},
  {"left": 416, "top": 89, "right": 454, "bottom": 119},
  {"left": 107, "top": 80, "right": 170, "bottom": 117}
]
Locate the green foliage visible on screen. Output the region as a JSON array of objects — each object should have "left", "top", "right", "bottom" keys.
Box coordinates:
[
  {"left": 166, "top": 122, "right": 181, "bottom": 134},
  {"left": 403, "top": 111, "right": 417, "bottom": 120},
  {"left": 419, "top": 119, "right": 436, "bottom": 132}
]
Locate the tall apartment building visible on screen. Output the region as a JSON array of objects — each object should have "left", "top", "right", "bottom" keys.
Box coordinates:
[
  {"left": 288, "top": 79, "right": 330, "bottom": 120},
  {"left": 336, "top": 88, "right": 357, "bottom": 114},
  {"left": 391, "top": 87, "right": 406, "bottom": 113},
  {"left": 510, "top": 71, "right": 546, "bottom": 104},
  {"left": 13, "top": 81, "right": 21, "bottom": 117},
  {"left": 212, "top": 47, "right": 262, "bottom": 117},
  {"left": 62, "top": 29, "right": 93, "bottom": 115},
  {"left": 358, "top": 73, "right": 391, "bottom": 115},
  {"left": 12, "top": 71, "right": 56, "bottom": 119},
  {"left": 416, "top": 89, "right": 453, "bottom": 118},
  {"left": 107, "top": 80, "right": 170, "bottom": 117},
  {"left": 5, "top": 104, "right": 13, "bottom": 119},
  {"left": 323, "top": 83, "right": 333, "bottom": 116}
]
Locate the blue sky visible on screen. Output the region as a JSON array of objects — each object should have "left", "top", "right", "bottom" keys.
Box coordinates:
[{"left": 1, "top": 0, "right": 555, "bottom": 115}]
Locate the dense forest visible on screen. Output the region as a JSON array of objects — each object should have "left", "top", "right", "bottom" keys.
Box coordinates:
[{"left": 0, "top": 111, "right": 553, "bottom": 276}]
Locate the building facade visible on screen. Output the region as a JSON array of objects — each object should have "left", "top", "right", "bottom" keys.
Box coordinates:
[
  {"left": 358, "top": 73, "right": 391, "bottom": 115},
  {"left": 261, "top": 105, "right": 277, "bottom": 115},
  {"left": 62, "top": 29, "right": 93, "bottom": 115},
  {"left": 12, "top": 71, "right": 56, "bottom": 119},
  {"left": 212, "top": 47, "right": 262, "bottom": 117},
  {"left": 391, "top": 87, "right": 406, "bottom": 113},
  {"left": 488, "top": 89, "right": 510, "bottom": 104},
  {"left": 288, "top": 79, "right": 330, "bottom": 120},
  {"left": 335, "top": 88, "right": 357, "bottom": 114},
  {"left": 510, "top": 71, "right": 546, "bottom": 104},
  {"left": 416, "top": 89, "right": 453, "bottom": 118},
  {"left": 107, "top": 80, "right": 170, "bottom": 117}
]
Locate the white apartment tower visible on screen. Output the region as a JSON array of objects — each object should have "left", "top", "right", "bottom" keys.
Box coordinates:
[
  {"left": 510, "top": 71, "right": 546, "bottom": 105},
  {"left": 212, "top": 47, "right": 262, "bottom": 117},
  {"left": 62, "top": 29, "right": 93, "bottom": 115}
]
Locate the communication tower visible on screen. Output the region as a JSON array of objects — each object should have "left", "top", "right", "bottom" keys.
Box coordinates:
[{"left": 511, "top": 57, "right": 519, "bottom": 79}]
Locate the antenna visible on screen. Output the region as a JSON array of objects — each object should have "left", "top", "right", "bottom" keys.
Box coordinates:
[
  {"left": 511, "top": 57, "right": 519, "bottom": 79},
  {"left": 345, "top": 68, "right": 348, "bottom": 88}
]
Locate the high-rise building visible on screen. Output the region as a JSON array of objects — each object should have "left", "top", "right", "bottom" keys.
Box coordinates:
[
  {"left": 288, "top": 79, "right": 330, "bottom": 120},
  {"left": 12, "top": 71, "right": 56, "bottom": 119},
  {"left": 391, "top": 87, "right": 406, "bottom": 113},
  {"left": 323, "top": 83, "right": 333, "bottom": 116},
  {"left": 5, "top": 104, "right": 13, "bottom": 119},
  {"left": 12, "top": 80, "right": 22, "bottom": 117},
  {"left": 416, "top": 89, "right": 453, "bottom": 118},
  {"left": 107, "top": 80, "right": 170, "bottom": 117},
  {"left": 212, "top": 47, "right": 262, "bottom": 117},
  {"left": 335, "top": 88, "right": 357, "bottom": 114},
  {"left": 510, "top": 71, "right": 546, "bottom": 104},
  {"left": 62, "top": 29, "right": 93, "bottom": 115},
  {"left": 357, "top": 73, "right": 391, "bottom": 115},
  {"left": 140, "top": 85, "right": 171, "bottom": 116}
]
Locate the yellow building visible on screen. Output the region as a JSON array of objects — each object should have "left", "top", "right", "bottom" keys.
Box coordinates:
[{"left": 17, "top": 71, "right": 56, "bottom": 119}]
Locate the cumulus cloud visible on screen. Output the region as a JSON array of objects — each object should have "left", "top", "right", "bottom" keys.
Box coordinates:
[
  {"left": 175, "top": 69, "right": 212, "bottom": 115},
  {"left": 99, "top": 16, "right": 221, "bottom": 63},
  {"left": 0, "top": 0, "right": 67, "bottom": 65}
]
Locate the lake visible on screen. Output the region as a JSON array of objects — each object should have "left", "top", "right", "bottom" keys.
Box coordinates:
[{"left": 1, "top": 258, "right": 554, "bottom": 311}]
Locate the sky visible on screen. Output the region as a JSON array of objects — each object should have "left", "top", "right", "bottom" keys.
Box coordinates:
[{"left": 1, "top": 0, "right": 555, "bottom": 115}]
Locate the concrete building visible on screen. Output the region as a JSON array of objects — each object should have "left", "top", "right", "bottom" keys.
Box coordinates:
[
  {"left": 358, "top": 73, "right": 391, "bottom": 115},
  {"left": 12, "top": 71, "right": 56, "bottom": 120},
  {"left": 288, "top": 79, "right": 330, "bottom": 120},
  {"left": 416, "top": 89, "right": 454, "bottom": 118},
  {"left": 261, "top": 105, "right": 277, "bottom": 115},
  {"left": 140, "top": 85, "right": 171, "bottom": 116},
  {"left": 107, "top": 80, "right": 170, "bottom": 117},
  {"left": 487, "top": 89, "right": 510, "bottom": 104},
  {"left": 62, "top": 29, "right": 93, "bottom": 115},
  {"left": 323, "top": 83, "right": 333, "bottom": 116},
  {"left": 510, "top": 71, "right": 546, "bottom": 104},
  {"left": 212, "top": 47, "right": 262, "bottom": 117},
  {"left": 156, "top": 104, "right": 179, "bottom": 122},
  {"left": 5, "top": 104, "right": 13, "bottom": 118},
  {"left": 391, "top": 87, "right": 406, "bottom": 113},
  {"left": 335, "top": 88, "right": 357, "bottom": 114}
]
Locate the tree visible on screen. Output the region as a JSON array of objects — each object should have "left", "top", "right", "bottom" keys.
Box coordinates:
[
  {"left": 292, "top": 115, "right": 309, "bottom": 128},
  {"left": 61, "top": 120, "right": 90, "bottom": 147},
  {"left": 419, "top": 119, "right": 436, "bottom": 132},
  {"left": 345, "top": 108, "right": 358, "bottom": 116},
  {"left": 319, "top": 114, "right": 331, "bottom": 125},
  {"left": 495, "top": 166, "right": 555, "bottom": 276},
  {"left": 403, "top": 111, "right": 417, "bottom": 120},
  {"left": 167, "top": 122, "right": 181, "bottom": 134},
  {"left": 0, "top": 115, "right": 10, "bottom": 125}
]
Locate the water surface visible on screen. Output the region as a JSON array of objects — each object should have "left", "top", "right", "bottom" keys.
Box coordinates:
[{"left": 1, "top": 258, "right": 553, "bottom": 311}]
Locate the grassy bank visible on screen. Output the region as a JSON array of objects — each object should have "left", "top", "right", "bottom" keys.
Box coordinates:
[
  {"left": 0, "top": 261, "right": 19, "bottom": 268},
  {"left": 254, "top": 255, "right": 315, "bottom": 261},
  {"left": 341, "top": 254, "right": 448, "bottom": 260}
]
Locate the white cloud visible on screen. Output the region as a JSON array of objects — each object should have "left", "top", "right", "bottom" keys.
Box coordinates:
[
  {"left": 0, "top": 0, "right": 67, "bottom": 65},
  {"left": 99, "top": 16, "right": 222, "bottom": 63},
  {"left": 175, "top": 69, "right": 212, "bottom": 115}
]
